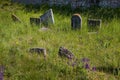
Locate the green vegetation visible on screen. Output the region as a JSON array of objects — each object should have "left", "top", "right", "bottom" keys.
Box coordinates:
[{"left": 0, "top": 1, "right": 120, "bottom": 80}]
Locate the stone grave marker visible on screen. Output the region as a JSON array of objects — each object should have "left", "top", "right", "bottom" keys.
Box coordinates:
[
  {"left": 11, "top": 14, "right": 21, "bottom": 23},
  {"left": 40, "top": 9, "right": 54, "bottom": 25},
  {"left": 58, "top": 46, "right": 75, "bottom": 59},
  {"left": 30, "top": 18, "right": 40, "bottom": 25},
  {"left": 88, "top": 19, "right": 101, "bottom": 32},
  {"left": 71, "top": 14, "right": 82, "bottom": 30},
  {"left": 29, "top": 47, "right": 47, "bottom": 59}
]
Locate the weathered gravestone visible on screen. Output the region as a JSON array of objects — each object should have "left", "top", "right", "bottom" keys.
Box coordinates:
[
  {"left": 29, "top": 47, "right": 47, "bottom": 59},
  {"left": 40, "top": 9, "right": 54, "bottom": 25},
  {"left": 30, "top": 18, "right": 40, "bottom": 25},
  {"left": 58, "top": 46, "right": 75, "bottom": 59},
  {"left": 88, "top": 19, "right": 101, "bottom": 32},
  {"left": 71, "top": 14, "right": 82, "bottom": 30},
  {"left": 11, "top": 14, "right": 21, "bottom": 23}
]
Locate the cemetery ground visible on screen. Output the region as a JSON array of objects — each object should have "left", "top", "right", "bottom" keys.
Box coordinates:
[{"left": 0, "top": 1, "right": 120, "bottom": 80}]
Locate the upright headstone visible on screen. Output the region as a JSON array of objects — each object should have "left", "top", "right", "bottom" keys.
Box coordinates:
[
  {"left": 11, "top": 14, "right": 21, "bottom": 23},
  {"left": 40, "top": 9, "right": 54, "bottom": 25},
  {"left": 88, "top": 19, "right": 101, "bottom": 32},
  {"left": 71, "top": 14, "right": 82, "bottom": 30},
  {"left": 30, "top": 18, "right": 40, "bottom": 25}
]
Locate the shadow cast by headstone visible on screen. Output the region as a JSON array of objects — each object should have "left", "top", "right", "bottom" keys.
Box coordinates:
[{"left": 96, "top": 66, "right": 120, "bottom": 75}]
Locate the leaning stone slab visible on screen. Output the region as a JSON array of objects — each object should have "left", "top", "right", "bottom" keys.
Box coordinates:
[
  {"left": 11, "top": 14, "right": 21, "bottom": 23},
  {"left": 88, "top": 19, "right": 101, "bottom": 32},
  {"left": 30, "top": 18, "right": 40, "bottom": 25},
  {"left": 58, "top": 46, "right": 75, "bottom": 59},
  {"left": 40, "top": 9, "right": 54, "bottom": 25},
  {"left": 29, "top": 47, "right": 46, "bottom": 58},
  {"left": 71, "top": 13, "right": 82, "bottom": 30}
]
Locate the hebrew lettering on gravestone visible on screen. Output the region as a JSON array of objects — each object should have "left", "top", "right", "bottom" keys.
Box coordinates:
[
  {"left": 71, "top": 14, "right": 82, "bottom": 30},
  {"left": 88, "top": 19, "right": 101, "bottom": 32},
  {"left": 30, "top": 18, "right": 40, "bottom": 25},
  {"left": 40, "top": 9, "right": 54, "bottom": 25}
]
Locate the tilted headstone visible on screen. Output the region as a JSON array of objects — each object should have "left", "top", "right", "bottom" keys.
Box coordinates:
[
  {"left": 11, "top": 14, "right": 21, "bottom": 23},
  {"left": 30, "top": 18, "right": 40, "bottom": 25},
  {"left": 29, "top": 47, "right": 47, "bottom": 59},
  {"left": 40, "top": 9, "right": 54, "bottom": 25},
  {"left": 71, "top": 14, "right": 82, "bottom": 30},
  {"left": 88, "top": 19, "right": 101, "bottom": 32}
]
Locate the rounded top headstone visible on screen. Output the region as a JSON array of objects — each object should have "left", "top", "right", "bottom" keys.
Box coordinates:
[
  {"left": 71, "top": 13, "right": 82, "bottom": 30},
  {"left": 72, "top": 14, "right": 81, "bottom": 18}
]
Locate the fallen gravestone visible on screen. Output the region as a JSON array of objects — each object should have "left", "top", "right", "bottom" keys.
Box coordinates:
[
  {"left": 29, "top": 47, "right": 46, "bottom": 59},
  {"left": 11, "top": 14, "right": 21, "bottom": 23},
  {"left": 58, "top": 46, "right": 75, "bottom": 59},
  {"left": 30, "top": 18, "right": 40, "bottom": 25},
  {"left": 71, "top": 14, "right": 82, "bottom": 30},
  {"left": 40, "top": 9, "right": 54, "bottom": 25},
  {"left": 88, "top": 19, "right": 101, "bottom": 32}
]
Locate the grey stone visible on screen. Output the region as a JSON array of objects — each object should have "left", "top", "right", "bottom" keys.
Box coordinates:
[
  {"left": 11, "top": 14, "right": 21, "bottom": 23},
  {"left": 30, "top": 18, "right": 40, "bottom": 25},
  {"left": 40, "top": 9, "right": 54, "bottom": 25},
  {"left": 71, "top": 14, "right": 82, "bottom": 30},
  {"left": 88, "top": 19, "right": 101, "bottom": 32},
  {"left": 29, "top": 47, "right": 46, "bottom": 58},
  {"left": 58, "top": 46, "right": 75, "bottom": 59},
  {"left": 39, "top": 27, "right": 49, "bottom": 31}
]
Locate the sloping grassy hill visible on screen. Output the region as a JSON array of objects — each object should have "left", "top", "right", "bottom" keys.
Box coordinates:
[{"left": 0, "top": 1, "right": 120, "bottom": 80}]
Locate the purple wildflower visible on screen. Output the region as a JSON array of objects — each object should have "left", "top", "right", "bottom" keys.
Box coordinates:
[
  {"left": 92, "top": 67, "right": 96, "bottom": 71},
  {"left": 0, "top": 66, "right": 4, "bottom": 80},
  {"left": 0, "top": 72, "right": 3, "bottom": 79},
  {"left": 72, "top": 61, "right": 77, "bottom": 67},
  {"left": 85, "top": 63, "right": 90, "bottom": 69},
  {"left": 81, "top": 58, "right": 90, "bottom": 63},
  {"left": 0, "top": 66, "right": 4, "bottom": 73}
]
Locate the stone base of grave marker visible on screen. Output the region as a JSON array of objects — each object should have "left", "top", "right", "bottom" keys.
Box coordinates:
[
  {"left": 88, "top": 19, "right": 101, "bottom": 32},
  {"left": 30, "top": 18, "right": 41, "bottom": 25},
  {"left": 40, "top": 9, "right": 54, "bottom": 25},
  {"left": 71, "top": 14, "right": 82, "bottom": 30}
]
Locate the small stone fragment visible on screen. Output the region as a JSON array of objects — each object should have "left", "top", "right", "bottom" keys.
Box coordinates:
[{"left": 11, "top": 14, "right": 21, "bottom": 23}]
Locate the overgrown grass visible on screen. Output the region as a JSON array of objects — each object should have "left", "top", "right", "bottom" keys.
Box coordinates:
[{"left": 0, "top": 1, "right": 120, "bottom": 80}]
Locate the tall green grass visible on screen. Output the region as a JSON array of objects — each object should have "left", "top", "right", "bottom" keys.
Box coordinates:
[{"left": 0, "top": 1, "right": 120, "bottom": 80}]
